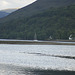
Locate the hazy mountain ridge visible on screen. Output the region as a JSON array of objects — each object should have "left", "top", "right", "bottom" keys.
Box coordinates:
[
  {"left": 0, "top": 8, "right": 18, "bottom": 18},
  {"left": 1, "top": 8, "right": 18, "bottom": 13},
  {"left": 0, "top": 11, "right": 9, "bottom": 18}
]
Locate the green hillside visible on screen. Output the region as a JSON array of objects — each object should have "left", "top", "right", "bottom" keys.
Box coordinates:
[
  {"left": 0, "top": 0, "right": 75, "bottom": 23},
  {"left": 0, "top": 4, "right": 75, "bottom": 40}
]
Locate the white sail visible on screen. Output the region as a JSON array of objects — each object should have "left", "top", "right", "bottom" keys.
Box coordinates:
[{"left": 69, "top": 34, "right": 72, "bottom": 40}]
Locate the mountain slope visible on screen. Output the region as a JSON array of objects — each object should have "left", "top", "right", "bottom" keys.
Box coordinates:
[
  {"left": 10, "top": 0, "right": 75, "bottom": 17},
  {"left": 0, "top": 0, "right": 75, "bottom": 22}
]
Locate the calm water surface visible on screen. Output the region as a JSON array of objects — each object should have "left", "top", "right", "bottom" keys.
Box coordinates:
[{"left": 0, "top": 44, "right": 75, "bottom": 75}]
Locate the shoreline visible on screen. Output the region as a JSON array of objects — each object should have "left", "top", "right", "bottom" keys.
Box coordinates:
[{"left": 0, "top": 40, "right": 75, "bottom": 45}]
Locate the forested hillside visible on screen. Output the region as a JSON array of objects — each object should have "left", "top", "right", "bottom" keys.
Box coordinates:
[{"left": 0, "top": 5, "right": 75, "bottom": 40}]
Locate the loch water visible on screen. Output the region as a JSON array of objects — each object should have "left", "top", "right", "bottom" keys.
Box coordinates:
[{"left": 0, "top": 44, "right": 75, "bottom": 75}]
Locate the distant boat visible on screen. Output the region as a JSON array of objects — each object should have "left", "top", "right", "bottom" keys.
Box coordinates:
[
  {"left": 49, "top": 36, "right": 52, "bottom": 40},
  {"left": 69, "top": 34, "right": 72, "bottom": 40},
  {"left": 34, "top": 33, "right": 38, "bottom": 41}
]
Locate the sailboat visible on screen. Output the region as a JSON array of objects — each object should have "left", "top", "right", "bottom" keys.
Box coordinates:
[
  {"left": 69, "top": 34, "right": 72, "bottom": 40},
  {"left": 34, "top": 33, "right": 38, "bottom": 41}
]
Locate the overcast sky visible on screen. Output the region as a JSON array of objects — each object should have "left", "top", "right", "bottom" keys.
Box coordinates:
[{"left": 0, "top": 0, "right": 36, "bottom": 10}]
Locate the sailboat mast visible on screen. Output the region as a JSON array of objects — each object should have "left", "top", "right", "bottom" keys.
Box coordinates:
[{"left": 34, "top": 33, "right": 37, "bottom": 40}]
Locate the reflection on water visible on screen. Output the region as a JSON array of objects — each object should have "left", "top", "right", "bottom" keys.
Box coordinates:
[
  {"left": 0, "top": 64, "right": 35, "bottom": 75},
  {"left": 0, "top": 64, "right": 75, "bottom": 75}
]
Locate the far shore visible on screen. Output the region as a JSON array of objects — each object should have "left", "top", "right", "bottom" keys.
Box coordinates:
[{"left": 0, "top": 39, "right": 75, "bottom": 45}]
